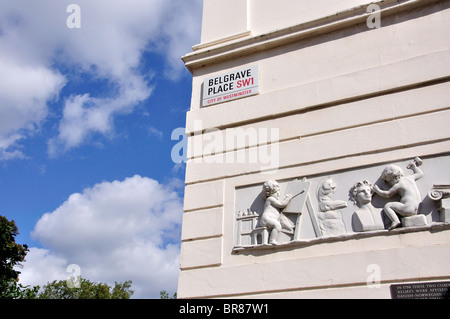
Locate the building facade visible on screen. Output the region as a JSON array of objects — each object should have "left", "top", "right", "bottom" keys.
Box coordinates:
[{"left": 178, "top": 0, "right": 450, "bottom": 298}]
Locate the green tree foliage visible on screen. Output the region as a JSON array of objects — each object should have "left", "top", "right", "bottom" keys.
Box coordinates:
[
  {"left": 37, "top": 278, "right": 134, "bottom": 299},
  {"left": 0, "top": 215, "right": 38, "bottom": 299},
  {"left": 160, "top": 290, "right": 177, "bottom": 299},
  {"left": 1, "top": 214, "right": 134, "bottom": 299}
]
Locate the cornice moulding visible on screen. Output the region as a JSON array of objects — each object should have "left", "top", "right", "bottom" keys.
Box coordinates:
[{"left": 182, "top": 0, "right": 440, "bottom": 73}]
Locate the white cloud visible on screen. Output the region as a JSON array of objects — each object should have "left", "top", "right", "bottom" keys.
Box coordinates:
[
  {"left": 0, "top": 0, "right": 202, "bottom": 158},
  {"left": 20, "top": 175, "right": 184, "bottom": 298},
  {"left": 48, "top": 74, "right": 153, "bottom": 155},
  {"left": 0, "top": 55, "right": 65, "bottom": 159},
  {"left": 148, "top": 126, "right": 164, "bottom": 140},
  {"left": 18, "top": 248, "right": 68, "bottom": 288}
]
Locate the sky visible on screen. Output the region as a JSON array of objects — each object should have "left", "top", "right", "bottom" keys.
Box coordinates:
[{"left": 0, "top": 0, "right": 203, "bottom": 298}]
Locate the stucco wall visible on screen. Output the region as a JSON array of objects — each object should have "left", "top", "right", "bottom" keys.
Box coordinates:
[{"left": 179, "top": 0, "right": 450, "bottom": 298}]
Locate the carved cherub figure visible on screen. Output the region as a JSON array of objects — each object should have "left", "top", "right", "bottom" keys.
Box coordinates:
[
  {"left": 373, "top": 158, "right": 424, "bottom": 230},
  {"left": 260, "top": 180, "right": 294, "bottom": 245}
]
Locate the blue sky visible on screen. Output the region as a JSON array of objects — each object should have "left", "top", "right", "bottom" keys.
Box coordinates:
[{"left": 0, "top": 0, "right": 202, "bottom": 298}]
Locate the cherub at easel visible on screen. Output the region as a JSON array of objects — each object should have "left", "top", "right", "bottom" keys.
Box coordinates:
[{"left": 260, "top": 180, "right": 304, "bottom": 244}]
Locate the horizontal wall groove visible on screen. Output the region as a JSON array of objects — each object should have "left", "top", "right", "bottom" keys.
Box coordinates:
[
  {"left": 184, "top": 141, "right": 450, "bottom": 186},
  {"left": 186, "top": 276, "right": 450, "bottom": 299},
  {"left": 179, "top": 263, "right": 222, "bottom": 272},
  {"left": 186, "top": 104, "right": 450, "bottom": 161},
  {"left": 182, "top": 234, "right": 223, "bottom": 243},
  {"left": 183, "top": 204, "right": 223, "bottom": 213},
  {"left": 187, "top": 75, "right": 450, "bottom": 137}
]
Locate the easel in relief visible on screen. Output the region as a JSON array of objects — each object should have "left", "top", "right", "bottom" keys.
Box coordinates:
[{"left": 283, "top": 178, "right": 323, "bottom": 240}]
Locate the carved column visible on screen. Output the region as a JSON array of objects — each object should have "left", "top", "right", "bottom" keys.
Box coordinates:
[{"left": 428, "top": 185, "right": 450, "bottom": 223}]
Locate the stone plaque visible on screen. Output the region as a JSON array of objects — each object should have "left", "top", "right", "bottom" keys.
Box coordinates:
[{"left": 390, "top": 281, "right": 450, "bottom": 299}]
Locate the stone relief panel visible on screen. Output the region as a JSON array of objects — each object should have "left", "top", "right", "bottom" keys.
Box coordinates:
[{"left": 234, "top": 156, "right": 450, "bottom": 249}]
